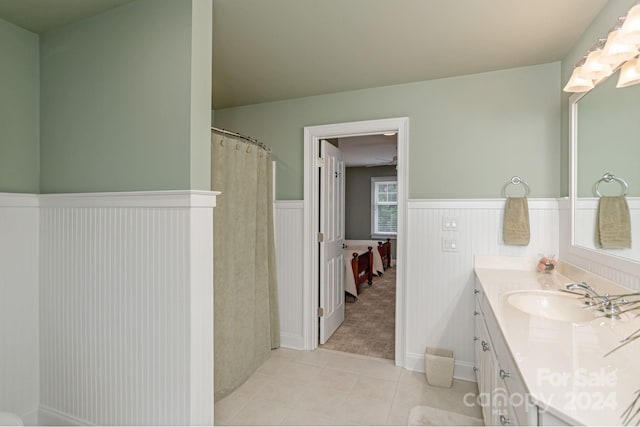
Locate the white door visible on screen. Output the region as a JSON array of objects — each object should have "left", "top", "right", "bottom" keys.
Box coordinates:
[{"left": 319, "top": 139, "right": 345, "bottom": 344}]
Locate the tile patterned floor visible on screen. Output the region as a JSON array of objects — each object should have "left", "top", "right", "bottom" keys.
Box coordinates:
[
  {"left": 320, "top": 267, "right": 396, "bottom": 360},
  {"left": 214, "top": 348, "right": 482, "bottom": 426}
]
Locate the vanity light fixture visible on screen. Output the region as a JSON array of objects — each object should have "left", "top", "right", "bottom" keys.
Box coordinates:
[
  {"left": 564, "top": 65, "right": 595, "bottom": 92},
  {"left": 600, "top": 28, "right": 639, "bottom": 65},
  {"left": 617, "top": 3, "right": 640, "bottom": 44},
  {"left": 616, "top": 57, "right": 640, "bottom": 87},
  {"left": 581, "top": 46, "right": 613, "bottom": 80},
  {"left": 564, "top": 2, "right": 640, "bottom": 92}
]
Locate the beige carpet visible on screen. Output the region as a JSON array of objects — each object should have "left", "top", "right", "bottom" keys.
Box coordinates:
[
  {"left": 320, "top": 266, "right": 395, "bottom": 360},
  {"left": 408, "top": 405, "right": 484, "bottom": 426}
]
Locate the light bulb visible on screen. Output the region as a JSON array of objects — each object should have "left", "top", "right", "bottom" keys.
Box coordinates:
[
  {"left": 581, "top": 50, "right": 613, "bottom": 80},
  {"left": 616, "top": 58, "right": 640, "bottom": 88},
  {"left": 600, "top": 29, "right": 639, "bottom": 65},
  {"left": 617, "top": 4, "right": 640, "bottom": 44},
  {"left": 563, "top": 66, "right": 594, "bottom": 92}
]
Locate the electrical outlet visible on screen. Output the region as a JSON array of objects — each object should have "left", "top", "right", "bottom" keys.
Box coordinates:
[
  {"left": 442, "top": 238, "right": 458, "bottom": 252},
  {"left": 442, "top": 216, "right": 458, "bottom": 231}
]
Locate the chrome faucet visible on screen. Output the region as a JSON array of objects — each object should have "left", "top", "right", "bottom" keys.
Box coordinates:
[
  {"left": 566, "top": 282, "right": 600, "bottom": 304},
  {"left": 566, "top": 282, "right": 623, "bottom": 319}
]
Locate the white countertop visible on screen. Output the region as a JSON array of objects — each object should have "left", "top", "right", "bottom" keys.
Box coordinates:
[{"left": 474, "top": 256, "right": 640, "bottom": 426}]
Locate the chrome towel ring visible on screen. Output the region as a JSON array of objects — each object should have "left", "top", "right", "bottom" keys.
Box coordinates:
[
  {"left": 501, "top": 176, "right": 530, "bottom": 198},
  {"left": 593, "top": 172, "right": 629, "bottom": 197}
]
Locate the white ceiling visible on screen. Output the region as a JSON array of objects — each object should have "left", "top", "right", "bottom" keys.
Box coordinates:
[
  {"left": 0, "top": 0, "right": 608, "bottom": 109},
  {"left": 338, "top": 134, "right": 397, "bottom": 168},
  {"left": 212, "top": 0, "right": 607, "bottom": 108}
]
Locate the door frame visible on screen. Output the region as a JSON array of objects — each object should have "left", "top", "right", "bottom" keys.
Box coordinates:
[{"left": 302, "top": 117, "right": 409, "bottom": 367}]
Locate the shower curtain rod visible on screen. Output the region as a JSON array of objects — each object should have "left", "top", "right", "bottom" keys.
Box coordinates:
[{"left": 211, "top": 126, "right": 271, "bottom": 153}]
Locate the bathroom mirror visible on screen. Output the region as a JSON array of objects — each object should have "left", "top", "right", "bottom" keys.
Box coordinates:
[{"left": 570, "top": 71, "right": 640, "bottom": 272}]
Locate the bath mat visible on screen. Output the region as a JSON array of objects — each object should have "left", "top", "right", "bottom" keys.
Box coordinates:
[{"left": 408, "top": 405, "right": 483, "bottom": 426}]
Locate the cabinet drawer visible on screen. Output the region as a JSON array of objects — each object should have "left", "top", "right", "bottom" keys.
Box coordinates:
[
  {"left": 480, "top": 293, "right": 534, "bottom": 425},
  {"left": 499, "top": 401, "right": 519, "bottom": 426},
  {"left": 498, "top": 350, "right": 532, "bottom": 425},
  {"left": 474, "top": 280, "right": 485, "bottom": 312}
]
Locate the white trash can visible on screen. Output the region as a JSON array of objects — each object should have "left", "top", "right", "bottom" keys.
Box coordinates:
[{"left": 425, "top": 347, "right": 454, "bottom": 388}]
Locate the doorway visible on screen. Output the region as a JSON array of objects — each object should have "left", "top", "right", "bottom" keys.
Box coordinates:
[
  {"left": 320, "top": 135, "right": 398, "bottom": 360},
  {"left": 302, "top": 118, "right": 409, "bottom": 367}
]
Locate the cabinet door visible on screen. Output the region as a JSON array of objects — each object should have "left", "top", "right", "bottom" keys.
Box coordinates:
[
  {"left": 475, "top": 311, "right": 496, "bottom": 426},
  {"left": 474, "top": 301, "right": 486, "bottom": 420},
  {"left": 538, "top": 409, "right": 570, "bottom": 426},
  {"left": 474, "top": 300, "right": 483, "bottom": 382},
  {"left": 495, "top": 374, "right": 519, "bottom": 426}
]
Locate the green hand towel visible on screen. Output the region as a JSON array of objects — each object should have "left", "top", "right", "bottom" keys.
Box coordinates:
[
  {"left": 595, "top": 196, "right": 631, "bottom": 249},
  {"left": 503, "top": 197, "right": 530, "bottom": 246}
]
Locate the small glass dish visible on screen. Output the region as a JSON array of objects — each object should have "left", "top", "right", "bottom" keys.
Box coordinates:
[{"left": 537, "top": 255, "right": 557, "bottom": 274}]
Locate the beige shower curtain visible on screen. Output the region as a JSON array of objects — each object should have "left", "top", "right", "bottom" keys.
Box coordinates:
[{"left": 211, "top": 132, "right": 280, "bottom": 402}]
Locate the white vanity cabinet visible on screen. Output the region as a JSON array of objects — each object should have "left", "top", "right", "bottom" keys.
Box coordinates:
[
  {"left": 474, "top": 257, "right": 639, "bottom": 425},
  {"left": 474, "top": 284, "right": 536, "bottom": 426}
]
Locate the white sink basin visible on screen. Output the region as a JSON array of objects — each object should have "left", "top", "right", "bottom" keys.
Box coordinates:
[{"left": 505, "top": 290, "right": 596, "bottom": 322}]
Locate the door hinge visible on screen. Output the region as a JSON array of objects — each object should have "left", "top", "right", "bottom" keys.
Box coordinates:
[
  {"left": 317, "top": 307, "right": 324, "bottom": 317},
  {"left": 316, "top": 157, "right": 325, "bottom": 168},
  {"left": 317, "top": 232, "right": 324, "bottom": 242}
]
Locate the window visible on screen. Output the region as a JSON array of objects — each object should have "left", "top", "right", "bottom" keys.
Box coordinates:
[{"left": 371, "top": 177, "right": 397, "bottom": 237}]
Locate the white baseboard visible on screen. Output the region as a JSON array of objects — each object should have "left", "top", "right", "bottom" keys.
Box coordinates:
[
  {"left": 38, "top": 405, "right": 92, "bottom": 426},
  {"left": 405, "top": 352, "right": 476, "bottom": 383},
  {"left": 279, "top": 333, "right": 304, "bottom": 350},
  {"left": 19, "top": 408, "right": 38, "bottom": 426},
  {"left": 404, "top": 352, "right": 424, "bottom": 373},
  {"left": 453, "top": 361, "right": 476, "bottom": 382}
]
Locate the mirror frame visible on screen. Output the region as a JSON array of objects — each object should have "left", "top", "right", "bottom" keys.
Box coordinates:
[{"left": 569, "top": 92, "right": 640, "bottom": 276}]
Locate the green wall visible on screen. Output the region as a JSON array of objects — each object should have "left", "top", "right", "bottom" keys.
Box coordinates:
[
  {"left": 189, "top": 0, "right": 213, "bottom": 190},
  {"left": 345, "top": 166, "right": 397, "bottom": 240},
  {"left": 577, "top": 74, "right": 640, "bottom": 197},
  {"left": 39, "top": 0, "right": 212, "bottom": 193},
  {"left": 0, "top": 18, "right": 39, "bottom": 193},
  {"left": 345, "top": 165, "right": 397, "bottom": 258},
  {"left": 560, "top": 0, "right": 637, "bottom": 197},
  {"left": 214, "top": 62, "right": 561, "bottom": 200}
]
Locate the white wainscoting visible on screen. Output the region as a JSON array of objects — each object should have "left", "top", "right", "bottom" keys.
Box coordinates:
[
  {"left": 0, "top": 193, "right": 40, "bottom": 425},
  {"left": 559, "top": 198, "right": 640, "bottom": 290},
  {"left": 404, "top": 199, "right": 560, "bottom": 381},
  {"left": 274, "top": 198, "right": 560, "bottom": 381},
  {"left": 574, "top": 198, "right": 640, "bottom": 263},
  {"left": 274, "top": 201, "right": 305, "bottom": 349},
  {"left": 39, "top": 191, "right": 217, "bottom": 426}
]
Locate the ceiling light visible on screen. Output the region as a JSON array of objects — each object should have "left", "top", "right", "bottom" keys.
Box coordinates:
[
  {"left": 383, "top": 132, "right": 396, "bottom": 136},
  {"left": 564, "top": 3, "right": 640, "bottom": 93},
  {"left": 616, "top": 57, "right": 640, "bottom": 87},
  {"left": 581, "top": 49, "right": 613, "bottom": 80},
  {"left": 617, "top": 4, "right": 640, "bottom": 44},
  {"left": 600, "top": 29, "right": 639, "bottom": 65},
  {"left": 563, "top": 66, "right": 594, "bottom": 93}
]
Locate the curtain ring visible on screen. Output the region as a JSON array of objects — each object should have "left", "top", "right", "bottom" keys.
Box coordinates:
[
  {"left": 236, "top": 143, "right": 241, "bottom": 150},
  {"left": 219, "top": 137, "right": 225, "bottom": 146},
  {"left": 246, "top": 146, "right": 252, "bottom": 153}
]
